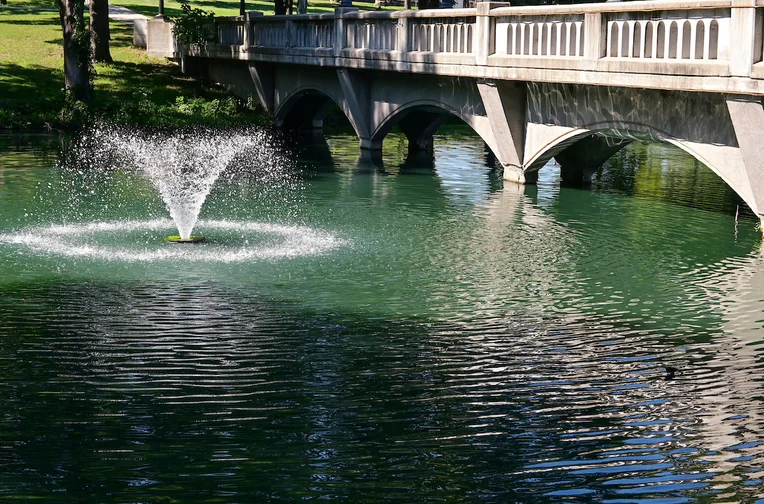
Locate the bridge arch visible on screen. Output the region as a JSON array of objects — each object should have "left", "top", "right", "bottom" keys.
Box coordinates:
[
  {"left": 525, "top": 121, "right": 756, "bottom": 212},
  {"left": 274, "top": 86, "right": 358, "bottom": 135},
  {"left": 369, "top": 99, "right": 500, "bottom": 164}
]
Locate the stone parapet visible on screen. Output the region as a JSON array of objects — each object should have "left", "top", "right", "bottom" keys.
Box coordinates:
[{"left": 174, "top": 0, "right": 764, "bottom": 95}]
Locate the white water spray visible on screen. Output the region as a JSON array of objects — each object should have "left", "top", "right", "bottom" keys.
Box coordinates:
[
  {"left": 0, "top": 127, "right": 350, "bottom": 263},
  {"left": 100, "top": 129, "right": 278, "bottom": 240}
]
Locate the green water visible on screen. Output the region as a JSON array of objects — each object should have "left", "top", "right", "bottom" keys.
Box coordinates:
[{"left": 0, "top": 131, "right": 762, "bottom": 502}]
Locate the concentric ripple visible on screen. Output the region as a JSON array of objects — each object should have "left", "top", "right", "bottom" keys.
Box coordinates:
[{"left": 0, "top": 219, "right": 348, "bottom": 262}]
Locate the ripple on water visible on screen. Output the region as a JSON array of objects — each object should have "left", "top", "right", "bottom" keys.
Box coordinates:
[
  {"left": 1, "top": 136, "right": 763, "bottom": 502},
  {"left": 2, "top": 285, "right": 763, "bottom": 501}
]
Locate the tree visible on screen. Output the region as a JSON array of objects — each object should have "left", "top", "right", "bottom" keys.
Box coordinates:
[
  {"left": 58, "top": 0, "right": 91, "bottom": 101},
  {"left": 418, "top": 0, "right": 439, "bottom": 9},
  {"left": 274, "top": 0, "right": 287, "bottom": 15},
  {"left": 171, "top": 2, "right": 215, "bottom": 46},
  {"left": 90, "top": 0, "right": 113, "bottom": 63}
]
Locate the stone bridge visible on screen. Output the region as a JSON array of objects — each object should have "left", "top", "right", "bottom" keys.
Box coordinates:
[{"left": 146, "top": 0, "right": 764, "bottom": 221}]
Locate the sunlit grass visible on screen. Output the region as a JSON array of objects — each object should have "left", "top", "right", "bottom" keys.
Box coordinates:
[
  {"left": 111, "top": 0, "right": 398, "bottom": 18},
  {"left": 0, "top": 6, "right": 272, "bottom": 129},
  {"left": 1, "top": 0, "right": 398, "bottom": 17}
]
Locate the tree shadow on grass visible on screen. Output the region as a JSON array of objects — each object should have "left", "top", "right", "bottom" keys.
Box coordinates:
[
  {"left": 111, "top": 1, "right": 174, "bottom": 18},
  {"left": 0, "top": 62, "right": 62, "bottom": 106},
  {"left": 44, "top": 36, "right": 64, "bottom": 46},
  {"left": 95, "top": 59, "right": 194, "bottom": 96},
  {"left": 0, "top": 0, "right": 58, "bottom": 9},
  {"left": 0, "top": 62, "right": 63, "bottom": 128},
  {"left": 0, "top": 15, "right": 60, "bottom": 25},
  {"left": 108, "top": 21, "right": 142, "bottom": 49}
]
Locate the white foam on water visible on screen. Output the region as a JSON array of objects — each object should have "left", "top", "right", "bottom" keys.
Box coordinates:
[{"left": 0, "top": 220, "right": 348, "bottom": 263}]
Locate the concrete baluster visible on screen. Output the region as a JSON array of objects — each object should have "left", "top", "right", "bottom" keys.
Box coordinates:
[
  {"left": 286, "top": 19, "right": 295, "bottom": 49},
  {"left": 729, "top": 0, "right": 762, "bottom": 76},
  {"left": 397, "top": 16, "right": 409, "bottom": 55},
  {"left": 243, "top": 12, "right": 262, "bottom": 48},
  {"left": 584, "top": 12, "right": 605, "bottom": 68},
  {"left": 334, "top": 8, "right": 358, "bottom": 56},
  {"left": 474, "top": 2, "right": 510, "bottom": 65}
]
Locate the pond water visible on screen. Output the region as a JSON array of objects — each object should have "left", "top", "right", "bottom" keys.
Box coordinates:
[{"left": 0, "top": 130, "right": 763, "bottom": 502}]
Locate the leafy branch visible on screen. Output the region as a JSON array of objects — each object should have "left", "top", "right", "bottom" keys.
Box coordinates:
[{"left": 171, "top": 2, "right": 215, "bottom": 46}]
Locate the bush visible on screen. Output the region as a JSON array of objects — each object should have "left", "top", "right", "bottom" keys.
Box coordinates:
[{"left": 171, "top": 2, "right": 215, "bottom": 46}]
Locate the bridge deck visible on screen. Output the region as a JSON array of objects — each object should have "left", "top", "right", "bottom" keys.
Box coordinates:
[{"left": 180, "top": 0, "right": 764, "bottom": 96}]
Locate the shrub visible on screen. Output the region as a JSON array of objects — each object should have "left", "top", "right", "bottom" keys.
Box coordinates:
[{"left": 171, "top": 2, "right": 215, "bottom": 47}]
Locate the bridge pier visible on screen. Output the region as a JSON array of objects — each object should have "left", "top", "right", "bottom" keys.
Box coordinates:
[
  {"left": 726, "top": 96, "right": 764, "bottom": 224},
  {"left": 359, "top": 138, "right": 382, "bottom": 151},
  {"left": 503, "top": 165, "right": 538, "bottom": 184},
  {"left": 357, "top": 147, "right": 383, "bottom": 168},
  {"left": 554, "top": 135, "right": 632, "bottom": 186},
  {"left": 399, "top": 111, "right": 447, "bottom": 163},
  {"left": 476, "top": 80, "right": 528, "bottom": 184}
]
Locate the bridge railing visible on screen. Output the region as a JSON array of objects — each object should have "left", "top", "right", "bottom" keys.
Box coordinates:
[
  {"left": 216, "top": 16, "right": 247, "bottom": 46},
  {"left": 207, "top": 0, "right": 764, "bottom": 82},
  {"left": 494, "top": 14, "right": 585, "bottom": 58},
  {"left": 342, "top": 9, "right": 477, "bottom": 63},
  {"left": 344, "top": 15, "right": 398, "bottom": 51},
  {"left": 293, "top": 16, "right": 335, "bottom": 49}
]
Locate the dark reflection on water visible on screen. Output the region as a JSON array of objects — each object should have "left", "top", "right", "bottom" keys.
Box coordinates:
[
  {"left": 1, "top": 281, "right": 763, "bottom": 502},
  {"left": 0, "top": 132, "right": 763, "bottom": 502},
  {"left": 594, "top": 142, "right": 753, "bottom": 217}
]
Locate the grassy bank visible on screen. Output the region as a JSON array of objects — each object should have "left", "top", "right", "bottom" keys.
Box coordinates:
[
  {"left": 0, "top": 0, "right": 401, "bottom": 131},
  {"left": 0, "top": 0, "right": 363, "bottom": 132},
  {"left": 112, "top": 0, "right": 397, "bottom": 18},
  {"left": 1, "top": 8, "right": 268, "bottom": 131}
]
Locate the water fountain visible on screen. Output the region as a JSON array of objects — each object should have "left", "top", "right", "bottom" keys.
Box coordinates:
[
  {"left": 0, "top": 126, "right": 347, "bottom": 262},
  {"left": 102, "top": 128, "right": 277, "bottom": 243}
]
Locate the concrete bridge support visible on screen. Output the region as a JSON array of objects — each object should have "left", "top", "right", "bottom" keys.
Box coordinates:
[
  {"left": 398, "top": 111, "right": 447, "bottom": 163},
  {"left": 554, "top": 135, "right": 632, "bottom": 186},
  {"left": 519, "top": 83, "right": 764, "bottom": 220},
  {"left": 194, "top": 57, "right": 764, "bottom": 222},
  {"left": 725, "top": 96, "right": 764, "bottom": 221}
]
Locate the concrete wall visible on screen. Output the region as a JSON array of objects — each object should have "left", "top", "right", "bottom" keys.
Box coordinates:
[
  {"left": 146, "top": 18, "right": 178, "bottom": 59},
  {"left": 133, "top": 19, "right": 148, "bottom": 49}
]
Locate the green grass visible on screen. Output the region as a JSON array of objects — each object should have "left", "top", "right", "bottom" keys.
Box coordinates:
[
  {"left": 0, "top": 6, "right": 274, "bottom": 130},
  {"left": 115, "top": 0, "right": 397, "bottom": 19},
  {"left": 0, "top": 0, "right": 401, "bottom": 131},
  {"left": 1, "top": 0, "right": 398, "bottom": 17}
]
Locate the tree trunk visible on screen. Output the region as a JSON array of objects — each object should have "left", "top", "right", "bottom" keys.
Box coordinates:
[
  {"left": 58, "top": 0, "right": 91, "bottom": 101},
  {"left": 275, "top": 0, "right": 287, "bottom": 15},
  {"left": 90, "top": 0, "right": 113, "bottom": 63}
]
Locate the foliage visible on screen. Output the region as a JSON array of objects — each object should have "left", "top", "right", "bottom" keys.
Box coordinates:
[
  {"left": 417, "top": 0, "right": 439, "bottom": 10},
  {"left": 32, "top": 0, "right": 400, "bottom": 19},
  {"left": 171, "top": 1, "right": 214, "bottom": 46},
  {"left": 0, "top": 11, "right": 267, "bottom": 131},
  {"left": 90, "top": 87, "right": 265, "bottom": 128},
  {"left": 60, "top": 91, "right": 90, "bottom": 124}
]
